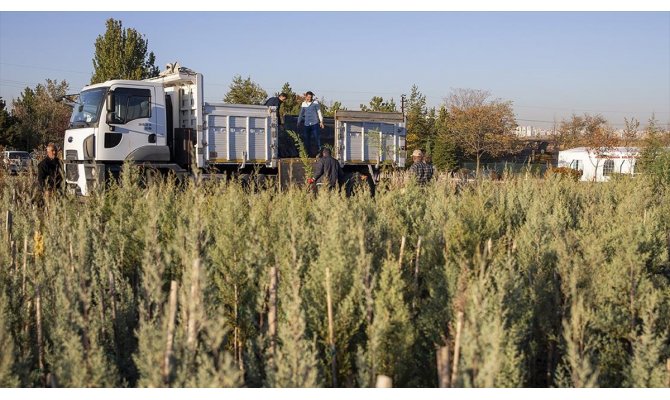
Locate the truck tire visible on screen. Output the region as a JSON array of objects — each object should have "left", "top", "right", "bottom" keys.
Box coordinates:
[{"left": 345, "top": 172, "right": 375, "bottom": 197}]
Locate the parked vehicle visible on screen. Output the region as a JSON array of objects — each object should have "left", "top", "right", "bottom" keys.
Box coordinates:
[
  {"left": 63, "top": 63, "right": 406, "bottom": 195},
  {"left": 2, "top": 150, "right": 31, "bottom": 175},
  {"left": 557, "top": 147, "right": 638, "bottom": 182}
]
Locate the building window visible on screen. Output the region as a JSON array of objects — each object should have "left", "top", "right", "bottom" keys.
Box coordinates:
[
  {"left": 570, "top": 159, "right": 583, "bottom": 171},
  {"left": 603, "top": 159, "right": 614, "bottom": 176}
]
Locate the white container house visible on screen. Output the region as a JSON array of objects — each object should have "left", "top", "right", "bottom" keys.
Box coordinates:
[{"left": 557, "top": 147, "right": 639, "bottom": 182}]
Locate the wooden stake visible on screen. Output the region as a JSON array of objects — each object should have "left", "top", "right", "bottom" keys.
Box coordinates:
[
  {"left": 436, "top": 345, "right": 450, "bottom": 388},
  {"left": 398, "top": 235, "right": 406, "bottom": 270},
  {"left": 69, "top": 240, "right": 75, "bottom": 274},
  {"left": 233, "top": 284, "right": 240, "bottom": 366},
  {"left": 414, "top": 236, "right": 422, "bottom": 282},
  {"left": 5, "top": 210, "right": 12, "bottom": 245},
  {"left": 35, "top": 286, "right": 45, "bottom": 385},
  {"left": 108, "top": 271, "right": 117, "bottom": 323},
  {"left": 10, "top": 240, "right": 16, "bottom": 273},
  {"left": 163, "top": 280, "right": 178, "bottom": 385},
  {"left": 375, "top": 375, "right": 392, "bottom": 388},
  {"left": 22, "top": 237, "right": 28, "bottom": 299},
  {"left": 450, "top": 311, "right": 464, "bottom": 387},
  {"left": 413, "top": 236, "right": 422, "bottom": 310},
  {"left": 268, "top": 264, "right": 278, "bottom": 359},
  {"left": 360, "top": 231, "right": 373, "bottom": 327},
  {"left": 326, "top": 267, "right": 337, "bottom": 387},
  {"left": 187, "top": 258, "right": 200, "bottom": 354}
]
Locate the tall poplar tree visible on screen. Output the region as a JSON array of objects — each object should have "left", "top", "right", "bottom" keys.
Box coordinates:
[{"left": 91, "top": 18, "right": 160, "bottom": 84}]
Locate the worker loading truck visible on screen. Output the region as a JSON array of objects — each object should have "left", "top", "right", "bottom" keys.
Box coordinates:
[{"left": 63, "top": 63, "right": 407, "bottom": 196}]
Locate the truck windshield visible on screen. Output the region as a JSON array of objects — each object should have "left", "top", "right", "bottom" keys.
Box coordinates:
[{"left": 69, "top": 87, "right": 107, "bottom": 128}]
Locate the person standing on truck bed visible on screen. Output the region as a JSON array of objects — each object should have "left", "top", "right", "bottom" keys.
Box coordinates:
[
  {"left": 297, "top": 91, "right": 324, "bottom": 157},
  {"left": 37, "top": 142, "right": 64, "bottom": 198},
  {"left": 408, "top": 149, "right": 433, "bottom": 185},
  {"left": 264, "top": 92, "right": 288, "bottom": 129},
  {"left": 308, "top": 147, "right": 343, "bottom": 190}
]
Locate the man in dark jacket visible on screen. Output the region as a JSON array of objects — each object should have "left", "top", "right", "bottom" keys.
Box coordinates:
[
  {"left": 37, "top": 143, "right": 63, "bottom": 195},
  {"left": 309, "top": 147, "right": 343, "bottom": 190},
  {"left": 264, "top": 93, "right": 288, "bottom": 128}
]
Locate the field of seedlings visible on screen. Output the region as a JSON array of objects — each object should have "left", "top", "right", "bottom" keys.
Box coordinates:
[{"left": 1, "top": 167, "right": 669, "bottom": 388}]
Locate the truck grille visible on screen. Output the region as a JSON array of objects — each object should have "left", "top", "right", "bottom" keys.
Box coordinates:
[
  {"left": 65, "top": 163, "right": 79, "bottom": 181},
  {"left": 66, "top": 150, "right": 78, "bottom": 160}
]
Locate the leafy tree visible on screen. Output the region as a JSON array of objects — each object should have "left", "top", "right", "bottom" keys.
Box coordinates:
[
  {"left": 621, "top": 117, "right": 640, "bottom": 149},
  {"left": 266, "top": 284, "right": 320, "bottom": 387},
  {"left": 278, "top": 82, "right": 301, "bottom": 115},
  {"left": 405, "top": 85, "right": 429, "bottom": 154},
  {"left": 555, "top": 113, "right": 610, "bottom": 150},
  {"left": 365, "top": 258, "right": 414, "bottom": 387},
  {"left": 0, "top": 293, "right": 18, "bottom": 387},
  {"left": 360, "top": 96, "right": 397, "bottom": 112},
  {"left": 431, "top": 105, "right": 458, "bottom": 171},
  {"left": 0, "top": 97, "right": 18, "bottom": 148},
  {"left": 11, "top": 79, "right": 71, "bottom": 150},
  {"left": 223, "top": 75, "right": 268, "bottom": 105},
  {"left": 91, "top": 18, "right": 159, "bottom": 84},
  {"left": 554, "top": 114, "right": 586, "bottom": 150},
  {"left": 637, "top": 115, "right": 670, "bottom": 186},
  {"left": 627, "top": 291, "right": 667, "bottom": 387},
  {"left": 445, "top": 88, "right": 517, "bottom": 174},
  {"left": 322, "top": 99, "right": 346, "bottom": 117}
]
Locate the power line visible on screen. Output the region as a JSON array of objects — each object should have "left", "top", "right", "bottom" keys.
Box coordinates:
[{"left": 0, "top": 62, "right": 90, "bottom": 75}]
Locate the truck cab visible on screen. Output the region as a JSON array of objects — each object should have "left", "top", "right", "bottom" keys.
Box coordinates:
[{"left": 63, "top": 65, "right": 204, "bottom": 195}]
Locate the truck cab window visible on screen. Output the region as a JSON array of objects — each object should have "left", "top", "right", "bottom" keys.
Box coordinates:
[{"left": 111, "top": 88, "right": 151, "bottom": 124}]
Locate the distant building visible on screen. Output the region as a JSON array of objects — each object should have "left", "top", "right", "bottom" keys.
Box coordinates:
[
  {"left": 558, "top": 147, "right": 639, "bottom": 182},
  {"left": 515, "top": 126, "right": 552, "bottom": 138},
  {"left": 515, "top": 126, "right": 536, "bottom": 137}
]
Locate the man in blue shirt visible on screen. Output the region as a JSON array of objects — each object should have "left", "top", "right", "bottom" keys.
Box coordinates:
[{"left": 297, "top": 91, "right": 324, "bottom": 157}]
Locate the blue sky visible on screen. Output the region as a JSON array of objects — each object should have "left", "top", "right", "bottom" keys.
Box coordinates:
[{"left": 0, "top": 11, "right": 668, "bottom": 129}]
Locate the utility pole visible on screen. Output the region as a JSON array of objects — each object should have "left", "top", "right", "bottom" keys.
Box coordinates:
[{"left": 401, "top": 94, "right": 406, "bottom": 119}]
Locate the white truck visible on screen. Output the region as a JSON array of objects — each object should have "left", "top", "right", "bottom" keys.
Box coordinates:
[{"left": 63, "top": 63, "right": 406, "bottom": 195}]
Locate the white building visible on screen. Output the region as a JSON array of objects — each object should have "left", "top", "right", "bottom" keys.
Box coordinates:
[
  {"left": 557, "top": 147, "right": 638, "bottom": 182},
  {"left": 515, "top": 126, "right": 538, "bottom": 137}
]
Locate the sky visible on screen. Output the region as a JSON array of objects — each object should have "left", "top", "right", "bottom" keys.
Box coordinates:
[{"left": 0, "top": 9, "right": 669, "bottom": 129}]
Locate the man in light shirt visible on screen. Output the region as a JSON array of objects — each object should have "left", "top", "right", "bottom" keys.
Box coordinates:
[{"left": 297, "top": 91, "right": 324, "bottom": 157}]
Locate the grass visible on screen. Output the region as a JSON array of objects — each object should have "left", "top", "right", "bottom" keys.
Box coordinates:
[{"left": 0, "top": 167, "right": 669, "bottom": 388}]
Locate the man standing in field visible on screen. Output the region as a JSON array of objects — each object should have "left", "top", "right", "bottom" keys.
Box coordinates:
[
  {"left": 408, "top": 149, "right": 433, "bottom": 185},
  {"left": 37, "top": 142, "right": 64, "bottom": 199},
  {"left": 297, "top": 91, "right": 324, "bottom": 157},
  {"left": 308, "top": 147, "right": 343, "bottom": 190},
  {"left": 264, "top": 92, "right": 288, "bottom": 129}
]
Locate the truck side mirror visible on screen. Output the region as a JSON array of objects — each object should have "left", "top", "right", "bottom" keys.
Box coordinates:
[{"left": 106, "top": 90, "right": 115, "bottom": 112}]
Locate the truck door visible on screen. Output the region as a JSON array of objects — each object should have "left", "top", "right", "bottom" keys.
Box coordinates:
[{"left": 102, "top": 86, "right": 163, "bottom": 162}]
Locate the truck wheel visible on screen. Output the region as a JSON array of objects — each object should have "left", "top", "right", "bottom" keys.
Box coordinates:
[
  {"left": 344, "top": 172, "right": 375, "bottom": 197},
  {"left": 142, "top": 167, "right": 162, "bottom": 188},
  {"left": 238, "top": 173, "right": 251, "bottom": 191}
]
